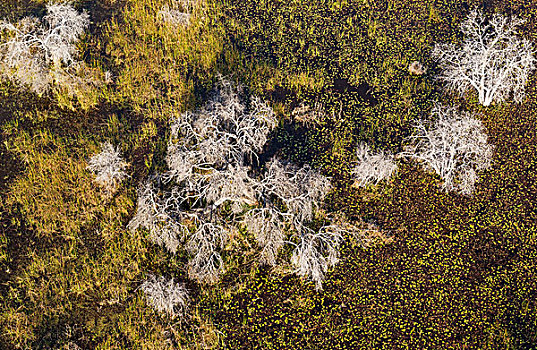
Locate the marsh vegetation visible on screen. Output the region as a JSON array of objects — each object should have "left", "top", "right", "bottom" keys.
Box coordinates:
[{"left": 0, "top": 0, "right": 536, "bottom": 349}]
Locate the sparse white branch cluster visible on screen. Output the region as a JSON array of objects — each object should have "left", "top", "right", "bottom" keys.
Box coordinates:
[
  {"left": 166, "top": 78, "right": 276, "bottom": 181},
  {"left": 400, "top": 104, "right": 494, "bottom": 195},
  {"left": 0, "top": 3, "right": 90, "bottom": 93},
  {"left": 408, "top": 61, "right": 426, "bottom": 75},
  {"left": 158, "top": 0, "right": 200, "bottom": 27},
  {"left": 288, "top": 214, "right": 388, "bottom": 289},
  {"left": 127, "top": 177, "right": 188, "bottom": 253},
  {"left": 352, "top": 142, "right": 397, "bottom": 187},
  {"left": 245, "top": 158, "right": 339, "bottom": 289},
  {"left": 432, "top": 9, "right": 536, "bottom": 106},
  {"left": 87, "top": 142, "right": 128, "bottom": 194},
  {"left": 243, "top": 207, "right": 286, "bottom": 266},
  {"left": 291, "top": 101, "right": 324, "bottom": 126},
  {"left": 290, "top": 226, "right": 342, "bottom": 290},
  {"left": 258, "top": 159, "right": 331, "bottom": 225},
  {"left": 140, "top": 274, "right": 189, "bottom": 319},
  {"left": 129, "top": 77, "right": 357, "bottom": 289},
  {"left": 185, "top": 219, "right": 228, "bottom": 284}
]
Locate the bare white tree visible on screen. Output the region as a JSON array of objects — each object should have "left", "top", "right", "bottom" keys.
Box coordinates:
[
  {"left": 432, "top": 9, "right": 536, "bottom": 106},
  {"left": 204, "top": 165, "right": 257, "bottom": 212},
  {"left": 131, "top": 77, "right": 360, "bottom": 289},
  {"left": 352, "top": 142, "right": 397, "bottom": 188},
  {"left": 132, "top": 178, "right": 233, "bottom": 284},
  {"left": 87, "top": 142, "right": 128, "bottom": 193},
  {"left": 159, "top": 6, "right": 191, "bottom": 27},
  {"left": 400, "top": 104, "right": 494, "bottom": 195},
  {"left": 291, "top": 213, "right": 396, "bottom": 290},
  {"left": 259, "top": 159, "right": 331, "bottom": 225},
  {"left": 140, "top": 274, "right": 189, "bottom": 319},
  {"left": 0, "top": 3, "right": 90, "bottom": 93},
  {"left": 164, "top": 77, "right": 277, "bottom": 209},
  {"left": 131, "top": 78, "right": 278, "bottom": 284}
]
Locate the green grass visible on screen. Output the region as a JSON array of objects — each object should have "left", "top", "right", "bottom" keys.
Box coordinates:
[{"left": 1, "top": 0, "right": 537, "bottom": 348}]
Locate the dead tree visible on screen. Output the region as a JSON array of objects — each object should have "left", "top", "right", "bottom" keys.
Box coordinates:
[
  {"left": 140, "top": 274, "right": 189, "bottom": 319},
  {"left": 87, "top": 142, "right": 128, "bottom": 194},
  {"left": 432, "top": 9, "right": 536, "bottom": 106},
  {"left": 352, "top": 142, "right": 397, "bottom": 188},
  {"left": 0, "top": 3, "right": 90, "bottom": 93},
  {"left": 131, "top": 77, "right": 366, "bottom": 289}
]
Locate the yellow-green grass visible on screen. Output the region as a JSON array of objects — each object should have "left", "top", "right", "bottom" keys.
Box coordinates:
[{"left": 1, "top": 0, "right": 537, "bottom": 348}]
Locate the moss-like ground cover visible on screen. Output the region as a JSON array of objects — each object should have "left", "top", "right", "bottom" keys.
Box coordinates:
[{"left": 0, "top": 0, "right": 536, "bottom": 348}]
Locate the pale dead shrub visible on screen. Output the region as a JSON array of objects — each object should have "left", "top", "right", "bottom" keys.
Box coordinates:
[
  {"left": 291, "top": 101, "right": 324, "bottom": 125},
  {"left": 408, "top": 61, "right": 426, "bottom": 75},
  {"left": 158, "top": 0, "right": 199, "bottom": 27},
  {"left": 400, "top": 104, "right": 494, "bottom": 195},
  {"left": 141, "top": 274, "right": 189, "bottom": 318},
  {"left": 352, "top": 142, "right": 397, "bottom": 187},
  {"left": 87, "top": 142, "right": 128, "bottom": 193},
  {"left": 185, "top": 219, "right": 228, "bottom": 284}
]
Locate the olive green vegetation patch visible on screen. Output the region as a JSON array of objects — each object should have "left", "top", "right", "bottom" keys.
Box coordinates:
[
  {"left": 0, "top": 103, "right": 217, "bottom": 348},
  {"left": 1, "top": 0, "right": 537, "bottom": 348}
]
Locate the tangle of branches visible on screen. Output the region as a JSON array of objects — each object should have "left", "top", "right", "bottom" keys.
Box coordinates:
[
  {"left": 432, "top": 9, "right": 536, "bottom": 106},
  {"left": 0, "top": 3, "right": 90, "bottom": 94},
  {"left": 400, "top": 104, "right": 494, "bottom": 195},
  {"left": 130, "top": 77, "right": 370, "bottom": 289}
]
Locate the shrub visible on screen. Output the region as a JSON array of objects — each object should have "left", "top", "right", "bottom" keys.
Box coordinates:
[
  {"left": 243, "top": 207, "right": 286, "bottom": 266},
  {"left": 290, "top": 226, "right": 343, "bottom": 290},
  {"left": 87, "top": 142, "right": 128, "bottom": 194},
  {"left": 401, "top": 104, "right": 494, "bottom": 195},
  {"left": 352, "top": 142, "right": 397, "bottom": 188},
  {"left": 258, "top": 158, "right": 331, "bottom": 225},
  {"left": 432, "top": 8, "right": 536, "bottom": 106},
  {"left": 291, "top": 101, "right": 324, "bottom": 126},
  {"left": 408, "top": 61, "right": 426, "bottom": 75},
  {"left": 132, "top": 77, "right": 277, "bottom": 283},
  {"left": 165, "top": 77, "right": 277, "bottom": 181},
  {"left": 140, "top": 274, "right": 189, "bottom": 318}
]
